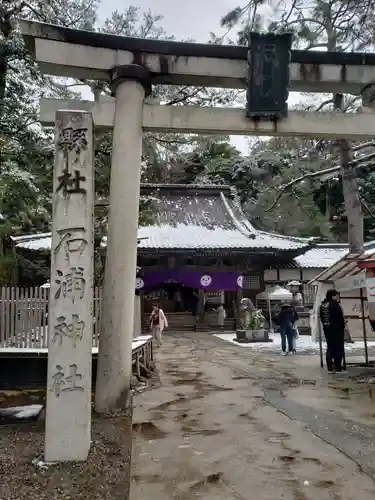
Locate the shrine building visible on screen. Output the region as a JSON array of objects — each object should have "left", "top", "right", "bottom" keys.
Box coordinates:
[
  {"left": 12, "top": 183, "right": 347, "bottom": 330},
  {"left": 134, "top": 184, "right": 347, "bottom": 328}
]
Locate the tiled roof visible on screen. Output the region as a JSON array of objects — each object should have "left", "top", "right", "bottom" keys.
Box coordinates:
[
  {"left": 137, "top": 185, "right": 311, "bottom": 252},
  {"left": 11, "top": 233, "right": 52, "bottom": 251},
  {"left": 12, "top": 233, "right": 145, "bottom": 250},
  {"left": 294, "top": 245, "right": 349, "bottom": 268},
  {"left": 138, "top": 225, "right": 308, "bottom": 250},
  {"left": 295, "top": 241, "right": 375, "bottom": 269},
  {"left": 17, "top": 186, "right": 353, "bottom": 260},
  {"left": 310, "top": 240, "right": 375, "bottom": 283}
]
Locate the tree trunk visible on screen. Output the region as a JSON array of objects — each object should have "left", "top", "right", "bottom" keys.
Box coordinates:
[
  {"left": 333, "top": 94, "right": 364, "bottom": 254},
  {"left": 325, "top": 182, "right": 331, "bottom": 221},
  {"left": 0, "top": 56, "right": 6, "bottom": 110},
  {"left": 339, "top": 140, "right": 364, "bottom": 253},
  {"left": 324, "top": 19, "right": 364, "bottom": 254}
]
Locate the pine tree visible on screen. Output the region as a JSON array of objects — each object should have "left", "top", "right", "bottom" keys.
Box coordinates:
[{"left": 220, "top": 0, "right": 375, "bottom": 250}]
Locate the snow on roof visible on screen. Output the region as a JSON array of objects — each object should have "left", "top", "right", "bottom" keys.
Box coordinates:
[
  {"left": 16, "top": 230, "right": 309, "bottom": 253},
  {"left": 137, "top": 225, "right": 309, "bottom": 250},
  {"left": 137, "top": 185, "right": 311, "bottom": 252},
  {"left": 294, "top": 245, "right": 349, "bottom": 268},
  {"left": 11, "top": 230, "right": 364, "bottom": 273},
  {"left": 11, "top": 232, "right": 52, "bottom": 251},
  {"left": 310, "top": 241, "right": 375, "bottom": 283},
  {"left": 13, "top": 233, "right": 145, "bottom": 250},
  {"left": 14, "top": 185, "right": 311, "bottom": 254}
]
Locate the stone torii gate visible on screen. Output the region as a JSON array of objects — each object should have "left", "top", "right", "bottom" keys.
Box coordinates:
[{"left": 19, "top": 20, "right": 375, "bottom": 461}]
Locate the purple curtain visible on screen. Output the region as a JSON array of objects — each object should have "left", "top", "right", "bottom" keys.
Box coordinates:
[{"left": 135, "top": 270, "right": 243, "bottom": 292}]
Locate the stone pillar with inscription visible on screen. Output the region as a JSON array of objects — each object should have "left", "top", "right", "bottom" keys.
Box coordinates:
[
  {"left": 95, "top": 65, "right": 151, "bottom": 413},
  {"left": 45, "top": 110, "right": 94, "bottom": 462}
]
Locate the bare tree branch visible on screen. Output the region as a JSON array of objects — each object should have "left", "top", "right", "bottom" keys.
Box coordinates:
[
  {"left": 307, "top": 99, "right": 333, "bottom": 112},
  {"left": 360, "top": 197, "right": 375, "bottom": 219},
  {"left": 353, "top": 141, "right": 375, "bottom": 151},
  {"left": 264, "top": 151, "right": 375, "bottom": 212}
]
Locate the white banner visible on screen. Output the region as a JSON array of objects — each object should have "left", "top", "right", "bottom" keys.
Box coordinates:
[{"left": 334, "top": 271, "right": 366, "bottom": 292}]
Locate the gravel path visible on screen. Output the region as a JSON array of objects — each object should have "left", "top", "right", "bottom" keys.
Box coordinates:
[{"left": 131, "top": 332, "right": 375, "bottom": 499}]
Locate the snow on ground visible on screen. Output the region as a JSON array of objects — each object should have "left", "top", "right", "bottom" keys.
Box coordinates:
[
  {"left": 0, "top": 405, "right": 43, "bottom": 421},
  {"left": 0, "top": 335, "right": 153, "bottom": 353},
  {"left": 213, "top": 332, "right": 375, "bottom": 354},
  {"left": 10, "top": 405, "right": 43, "bottom": 419}
]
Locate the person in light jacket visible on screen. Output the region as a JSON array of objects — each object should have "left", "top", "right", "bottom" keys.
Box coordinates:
[
  {"left": 216, "top": 304, "right": 226, "bottom": 327},
  {"left": 149, "top": 303, "right": 168, "bottom": 347},
  {"left": 290, "top": 301, "right": 300, "bottom": 353}
]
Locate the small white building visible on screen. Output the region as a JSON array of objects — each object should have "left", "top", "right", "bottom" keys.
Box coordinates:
[{"left": 310, "top": 241, "right": 375, "bottom": 342}]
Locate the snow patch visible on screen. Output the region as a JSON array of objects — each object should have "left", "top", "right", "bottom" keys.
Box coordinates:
[
  {"left": 213, "top": 333, "right": 375, "bottom": 354},
  {"left": 138, "top": 224, "right": 307, "bottom": 250},
  {"left": 0, "top": 404, "right": 43, "bottom": 421}
]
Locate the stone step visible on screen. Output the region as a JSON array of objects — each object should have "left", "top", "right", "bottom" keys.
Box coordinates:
[
  {"left": 142, "top": 313, "right": 235, "bottom": 332},
  {"left": 142, "top": 313, "right": 234, "bottom": 326}
]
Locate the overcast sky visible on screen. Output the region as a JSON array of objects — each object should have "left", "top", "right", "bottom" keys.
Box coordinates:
[
  {"left": 93, "top": 0, "right": 300, "bottom": 153},
  {"left": 92, "top": 1, "right": 248, "bottom": 152},
  {"left": 98, "top": 0, "right": 242, "bottom": 42}
]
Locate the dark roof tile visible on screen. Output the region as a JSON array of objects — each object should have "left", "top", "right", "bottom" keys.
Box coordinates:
[{"left": 138, "top": 184, "right": 311, "bottom": 252}]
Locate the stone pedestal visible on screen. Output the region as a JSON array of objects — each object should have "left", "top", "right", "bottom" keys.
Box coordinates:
[
  {"left": 235, "top": 329, "right": 272, "bottom": 343},
  {"left": 45, "top": 110, "right": 94, "bottom": 462},
  {"left": 294, "top": 307, "right": 311, "bottom": 335}
]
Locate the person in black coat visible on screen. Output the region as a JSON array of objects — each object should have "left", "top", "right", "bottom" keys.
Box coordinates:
[{"left": 319, "top": 289, "right": 346, "bottom": 373}]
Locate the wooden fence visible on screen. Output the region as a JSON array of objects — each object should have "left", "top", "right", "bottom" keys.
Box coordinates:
[{"left": 0, "top": 287, "right": 103, "bottom": 349}]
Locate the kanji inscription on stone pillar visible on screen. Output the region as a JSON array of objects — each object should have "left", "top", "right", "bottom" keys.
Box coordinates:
[{"left": 45, "top": 110, "right": 94, "bottom": 462}]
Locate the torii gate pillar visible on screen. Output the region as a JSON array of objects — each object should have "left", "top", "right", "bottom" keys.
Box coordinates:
[{"left": 95, "top": 65, "right": 151, "bottom": 413}]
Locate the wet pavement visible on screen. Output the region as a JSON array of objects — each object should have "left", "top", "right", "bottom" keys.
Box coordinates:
[{"left": 130, "top": 332, "right": 375, "bottom": 499}]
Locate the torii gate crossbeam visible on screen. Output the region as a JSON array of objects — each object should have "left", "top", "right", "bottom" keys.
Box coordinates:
[
  {"left": 40, "top": 97, "right": 375, "bottom": 140},
  {"left": 19, "top": 20, "right": 375, "bottom": 95}
]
